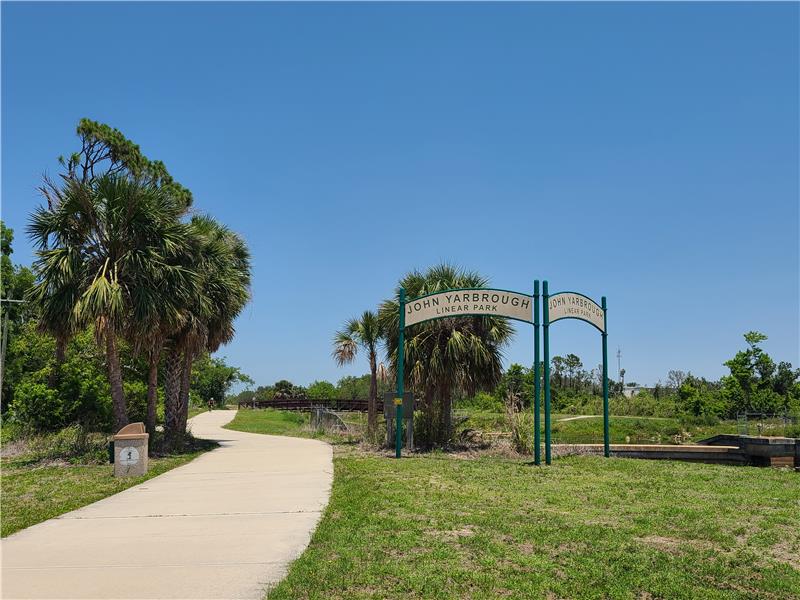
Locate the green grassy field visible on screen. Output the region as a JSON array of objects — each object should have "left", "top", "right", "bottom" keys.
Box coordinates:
[
  {"left": 224, "top": 408, "right": 324, "bottom": 438},
  {"left": 227, "top": 408, "right": 741, "bottom": 447},
  {"left": 1, "top": 451, "right": 207, "bottom": 537},
  {"left": 550, "top": 415, "right": 740, "bottom": 444},
  {"left": 224, "top": 408, "right": 366, "bottom": 443},
  {"left": 460, "top": 410, "right": 742, "bottom": 444},
  {"left": 226, "top": 409, "right": 800, "bottom": 600}
]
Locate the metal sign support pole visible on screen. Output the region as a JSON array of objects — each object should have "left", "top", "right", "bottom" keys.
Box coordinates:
[
  {"left": 395, "top": 288, "right": 406, "bottom": 459},
  {"left": 543, "top": 280, "right": 552, "bottom": 465},
  {"left": 533, "top": 280, "right": 541, "bottom": 465},
  {"left": 602, "top": 296, "right": 610, "bottom": 458}
]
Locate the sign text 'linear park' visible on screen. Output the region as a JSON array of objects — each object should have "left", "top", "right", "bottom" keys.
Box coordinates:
[
  {"left": 548, "top": 292, "right": 605, "bottom": 332},
  {"left": 404, "top": 289, "right": 533, "bottom": 326}
]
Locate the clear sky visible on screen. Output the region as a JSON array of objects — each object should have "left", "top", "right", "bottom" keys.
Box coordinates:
[{"left": 3, "top": 2, "right": 798, "bottom": 389}]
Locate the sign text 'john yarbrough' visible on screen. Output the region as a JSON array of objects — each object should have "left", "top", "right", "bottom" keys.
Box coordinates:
[
  {"left": 548, "top": 292, "right": 605, "bottom": 332},
  {"left": 404, "top": 289, "right": 533, "bottom": 326}
]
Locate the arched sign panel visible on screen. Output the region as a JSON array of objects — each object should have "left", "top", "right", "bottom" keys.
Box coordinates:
[
  {"left": 405, "top": 289, "right": 533, "bottom": 326},
  {"left": 548, "top": 292, "right": 605, "bottom": 333},
  {"left": 543, "top": 285, "right": 609, "bottom": 462}
]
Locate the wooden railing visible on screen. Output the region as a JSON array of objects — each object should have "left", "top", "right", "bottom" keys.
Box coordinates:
[{"left": 237, "top": 397, "right": 369, "bottom": 412}]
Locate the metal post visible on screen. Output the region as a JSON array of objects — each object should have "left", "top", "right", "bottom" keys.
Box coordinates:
[
  {"left": 395, "top": 288, "right": 406, "bottom": 458},
  {"left": 0, "top": 311, "right": 8, "bottom": 392},
  {"left": 602, "top": 296, "right": 610, "bottom": 458},
  {"left": 533, "top": 280, "right": 541, "bottom": 465},
  {"left": 543, "top": 280, "right": 551, "bottom": 465}
]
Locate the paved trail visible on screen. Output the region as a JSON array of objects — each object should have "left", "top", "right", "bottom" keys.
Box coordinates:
[{"left": 2, "top": 411, "right": 333, "bottom": 600}]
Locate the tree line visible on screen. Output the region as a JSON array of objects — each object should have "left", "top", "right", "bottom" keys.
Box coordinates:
[
  {"left": 229, "top": 374, "right": 393, "bottom": 406},
  {"left": 1, "top": 119, "right": 252, "bottom": 446},
  {"left": 454, "top": 334, "right": 800, "bottom": 421}
]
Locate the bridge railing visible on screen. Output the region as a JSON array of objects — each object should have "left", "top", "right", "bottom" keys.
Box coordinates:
[{"left": 237, "top": 397, "right": 369, "bottom": 412}]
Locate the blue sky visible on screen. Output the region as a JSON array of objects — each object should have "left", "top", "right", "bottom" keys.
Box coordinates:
[{"left": 3, "top": 2, "right": 798, "bottom": 389}]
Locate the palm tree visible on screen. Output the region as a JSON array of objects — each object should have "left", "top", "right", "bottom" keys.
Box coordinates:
[
  {"left": 28, "top": 175, "right": 187, "bottom": 432},
  {"left": 378, "top": 264, "right": 514, "bottom": 447},
  {"left": 25, "top": 182, "right": 82, "bottom": 387},
  {"left": 163, "top": 216, "right": 251, "bottom": 438},
  {"left": 333, "top": 311, "right": 383, "bottom": 435},
  {"left": 127, "top": 219, "right": 196, "bottom": 435}
]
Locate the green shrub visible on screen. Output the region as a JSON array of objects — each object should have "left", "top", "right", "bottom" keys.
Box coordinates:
[
  {"left": 2, "top": 322, "right": 54, "bottom": 411},
  {"left": 22, "top": 424, "right": 109, "bottom": 464},
  {"left": 504, "top": 399, "right": 533, "bottom": 454},
  {"left": 124, "top": 380, "right": 148, "bottom": 424},
  {"left": 679, "top": 413, "right": 720, "bottom": 428},
  {"left": 10, "top": 379, "right": 65, "bottom": 432},
  {"left": 0, "top": 419, "right": 23, "bottom": 443},
  {"left": 750, "top": 388, "right": 788, "bottom": 413},
  {"left": 457, "top": 391, "right": 503, "bottom": 411}
]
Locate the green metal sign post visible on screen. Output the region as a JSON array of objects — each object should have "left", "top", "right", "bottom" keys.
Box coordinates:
[
  {"left": 543, "top": 281, "right": 552, "bottom": 465},
  {"left": 602, "top": 296, "right": 609, "bottom": 458},
  {"left": 542, "top": 284, "right": 609, "bottom": 461},
  {"left": 395, "top": 288, "right": 406, "bottom": 458},
  {"left": 533, "top": 280, "right": 541, "bottom": 466}
]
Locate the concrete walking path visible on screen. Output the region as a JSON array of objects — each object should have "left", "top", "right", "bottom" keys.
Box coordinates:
[{"left": 1, "top": 410, "right": 333, "bottom": 600}]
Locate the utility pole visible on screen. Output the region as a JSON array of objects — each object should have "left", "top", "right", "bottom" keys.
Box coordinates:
[{"left": 617, "top": 348, "right": 621, "bottom": 381}]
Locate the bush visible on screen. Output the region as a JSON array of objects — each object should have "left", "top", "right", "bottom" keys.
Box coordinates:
[
  {"left": 504, "top": 394, "right": 533, "bottom": 454},
  {"left": 22, "top": 424, "right": 109, "bottom": 464},
  {"left": 2, "top": 322, "right": 54, "bottom": 412},
  {"left": 678, "top": 413, "right": 720, "bottom": 428},
  {"left": 457, "top": 391, "right": 503, "bottom": 412},
  {"left": 1, "top": 419, "right": 23, "bottom": 443},
  {"left": 10, "top": 379, "right": 65, "bottom": 432},
  {"left": 124, "top": 380, "right": 148, "bottom": 424},
  {"left": 6, "top": 324, "right": 115, "bottom": 432},
  {"left": 750, "top": 388, "right": 787, "bottom": 413}
]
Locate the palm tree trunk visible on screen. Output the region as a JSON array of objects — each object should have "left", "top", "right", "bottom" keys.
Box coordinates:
[
  {"left": 368, "top": 350, "right": 378, "bottom": 436},
  {"left": 48, "top": 337, "right": 67, "bottom": 388},
  {"left": 146, "top": 350, "right": 159, "bottom": 435},
  {"left": 440, "top": 386, "right": 453, "bottom": 446},
  {"left": 105, "top": 329, "right": 128, "bottom": 433},
  {"left": 177, "top": 352, "right": 192, "bottom": 432},
  {"left": 163, "top": 348, "right": 182, "bottom": 438}
]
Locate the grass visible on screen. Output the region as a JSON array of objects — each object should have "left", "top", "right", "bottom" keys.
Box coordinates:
[
  {"left": 225, "top": 408, "right": 324, "bottom": 439},
  {"left": 187, "top": 406, "right": 207, "bottom": 420},
  {"left": 229, "top": 407, "right": 748, "bottom": 447},
  {"left": 1, "top": 451, "right": 208, "bottom": 537},
  {"left": 459, "top": 409, "right": 742, "bottom": 445},
  {"left": 265, "top": 455, "right": 799, "bottom": 600},
  {"left": 225, "top": 409, "right": 800, "bottom": 600},
  {"left": 550, "top": 415, "right": 740, "bottom": 444},
  {"left": 224, "top": 408, "right": 367, "bottom": 444}
]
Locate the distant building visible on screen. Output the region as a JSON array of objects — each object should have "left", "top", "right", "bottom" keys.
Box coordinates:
[{"left": 622, "top": 386, "right": 654, "bottom": 399}]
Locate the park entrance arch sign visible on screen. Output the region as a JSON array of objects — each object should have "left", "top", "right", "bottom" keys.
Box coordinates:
[
  {"left": 404, "top": 289, "right": 534, "bottom": 326},
  {"left": 394, "top": 281, "right": 609, "bottom": 465}
]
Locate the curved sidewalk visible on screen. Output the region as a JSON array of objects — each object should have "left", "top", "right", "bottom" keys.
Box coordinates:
[{"left": 1, "top": 411, "right": 333, "bottom": 600}]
